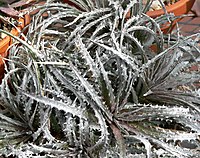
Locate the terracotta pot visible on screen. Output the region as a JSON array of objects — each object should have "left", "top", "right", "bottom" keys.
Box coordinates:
[
  {"left": 0, "top": 14, "right": 31, "bottom": 81},
  {"left": 146, "top": 0, "right": 196, "bottom": 33},
  {"left": 147, "top": 0, "right": 195, "bottom": 18}
]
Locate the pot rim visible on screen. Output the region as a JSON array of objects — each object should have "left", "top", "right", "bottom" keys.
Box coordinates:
[{"left": 147, "top": 0, "right": 196, "bottom": 18}]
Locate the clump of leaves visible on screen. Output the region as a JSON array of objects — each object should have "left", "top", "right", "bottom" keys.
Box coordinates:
[{"left": 0, "top": 0, "right": 199, "bottom": 157}]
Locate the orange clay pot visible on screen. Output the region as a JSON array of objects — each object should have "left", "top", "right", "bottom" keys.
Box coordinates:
[
  {"left": 146, "top": 0, "right": 196, "bottom": 33},
  {"left": 0, "top": 14, "right": 31, "bottom": 81},
  {"left": 147, "top": 0, "right": 195, "bottom": 18}
]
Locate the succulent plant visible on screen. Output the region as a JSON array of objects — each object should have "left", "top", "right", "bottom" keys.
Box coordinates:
[{"left": 0, "top": 0, "right": 199, "bottom": 157}]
